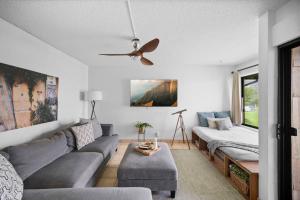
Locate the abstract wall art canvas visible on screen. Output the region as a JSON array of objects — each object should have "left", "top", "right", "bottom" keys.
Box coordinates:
[
  {"left": 130, "top": 80, "right": 177, "bottom": 107},
  {"left": 0, "top": 63, "right": 58, "bottom": 132}
]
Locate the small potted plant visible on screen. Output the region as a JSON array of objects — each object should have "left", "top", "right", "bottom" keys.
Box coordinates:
[{"left": 135, "top": 121, "right": 153, "bottom": 134}]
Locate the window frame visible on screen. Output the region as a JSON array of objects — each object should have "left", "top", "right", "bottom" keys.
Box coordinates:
[{"left": 241, "top": 73, "right": 259, "bottom": 129}]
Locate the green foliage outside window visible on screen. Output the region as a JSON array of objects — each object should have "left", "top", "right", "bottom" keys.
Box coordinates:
[{"left": 242, "top": 74, "right": 259, "bottom": 128}]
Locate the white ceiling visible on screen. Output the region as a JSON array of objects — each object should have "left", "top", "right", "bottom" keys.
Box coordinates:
[{"left": 0, "top": 0, "right": 288, "bottom": 67}]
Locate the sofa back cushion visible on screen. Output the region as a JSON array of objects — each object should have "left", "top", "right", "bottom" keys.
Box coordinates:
[
  {"left": 4, "top": 132, "right": 68, "bottom": 180},
  {"left": 61, "top": 129, "right": 76, "bottom": 152}
]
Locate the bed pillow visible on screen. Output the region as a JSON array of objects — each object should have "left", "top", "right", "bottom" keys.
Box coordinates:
[
  {"left": 216, "top": 117, "right": 233, "bottom": 130},
  {"left": 214, "top": 111, "right": 231, "bottom": 119},
  {"left": 197, "top": 112, "right": 215, "bottom": 127},
  {"left": 207, "top": 118, "right": 222, "bottom": 129}
]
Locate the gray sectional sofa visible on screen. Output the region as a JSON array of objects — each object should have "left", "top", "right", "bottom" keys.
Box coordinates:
[{"left": 1, "top": 123, "right": 152, "bottom": 200}]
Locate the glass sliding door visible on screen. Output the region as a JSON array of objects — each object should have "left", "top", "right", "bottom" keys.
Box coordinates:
[
  {"left": 291, "top": 46, "right": 300, "bottom": 200},
  {"left": 278, "top": 38, "right": 300, "bottom": 200}
]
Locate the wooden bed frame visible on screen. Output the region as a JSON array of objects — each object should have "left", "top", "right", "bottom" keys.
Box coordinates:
[{"left": 192, "top": 131, "right": 259, "bottom": 200}]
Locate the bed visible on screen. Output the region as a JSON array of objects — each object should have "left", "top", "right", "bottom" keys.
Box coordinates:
[{"left": 192, "top": 126, "right": 259, "bottom": 161}]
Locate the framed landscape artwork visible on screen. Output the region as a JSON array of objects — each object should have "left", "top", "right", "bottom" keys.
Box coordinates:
[
  {"left": 130, "top": 80, "right": 178, "bottom": 107},
  {"left": 0, "top": 63, "right": 58, "bottom": 132}
]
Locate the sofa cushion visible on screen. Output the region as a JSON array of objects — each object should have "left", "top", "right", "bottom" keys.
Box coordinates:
[
  {"left": 23, "top": 187, "right": 152, "bottom": 200},
  {"left": 80, "top": 118, "right": 103, "bottom": 138},
  {"left": 71, "top": 123, "right": 95, "bottom": 150},
  {"left": 61, "top": 129, "right": 77, "bottom": 152},
  {"left": 0, "top": 154, "right": 23, "bottom": 200},
  {"left": 197, "top": 112, "right": 215, "bottom": 127},
  {"left": 4, "top": 132, "right": 68, "bottom": 180},
  {"left": 79, "top": 135, "right": 119, "bottom": 158},
  {"left": 24, "top": 152, "right": 103, "bottom": 189}
]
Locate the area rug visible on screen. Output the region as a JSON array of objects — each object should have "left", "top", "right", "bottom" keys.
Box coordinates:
[{"left": 152, "top": 150, "right": 244, "bottom": 200}]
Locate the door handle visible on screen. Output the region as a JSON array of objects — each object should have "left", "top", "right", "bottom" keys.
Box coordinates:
[{"left": 290, "top": 127, "right": 298, "bottom": 136}]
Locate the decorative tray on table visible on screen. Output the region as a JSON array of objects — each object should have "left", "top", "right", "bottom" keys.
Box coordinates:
[{"left": 134, "top": 141, "right": 160, "bottom": 156}]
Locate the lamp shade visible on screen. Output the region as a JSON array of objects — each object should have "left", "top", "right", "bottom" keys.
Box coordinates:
[{"left": 88, "top": 91, "right": 103, "bottom": 101}]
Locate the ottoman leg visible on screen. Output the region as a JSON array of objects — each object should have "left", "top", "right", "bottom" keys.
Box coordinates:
[{"left": 170, "top": 191, "right": 176, "bottom": 198}]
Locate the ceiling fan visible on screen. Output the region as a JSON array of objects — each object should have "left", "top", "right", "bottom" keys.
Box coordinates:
[{"left": 99, "top": 0, "right": 159, "bottom": 66}]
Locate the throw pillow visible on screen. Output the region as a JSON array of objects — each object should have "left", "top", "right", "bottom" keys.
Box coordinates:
[
  {"left": 0, "top": 151, "right": 9, "bottom": 160},
  {"left": 71, "top": 123, "right": 95, "bottom": 150},
  {"left": 0, "top": 154, "right": 23, "bottom": 200},
  {"left": 197, "top": 112, "right": 215, "bottom": 127},
  {"left": 80, "top": 118, "right": 103, "bottom": 139},
  {"left": 216, "top": 117, "right": 233, "bottom": 130},
  {"left": 207, "top": 118, "right": 222, "bottom": 129}
]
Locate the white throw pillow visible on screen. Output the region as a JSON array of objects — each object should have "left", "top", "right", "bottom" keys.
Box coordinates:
[
  {"left": 71, "top": 123, "right": 95, "bottom": 150},
  {"left": 0, "top": 154, "right": 23, "bottom": 200},
  {"left": 216, "top": 117, "right": 233, "bottom": 130}
]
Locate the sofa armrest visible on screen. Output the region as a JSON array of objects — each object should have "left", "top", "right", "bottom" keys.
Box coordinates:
[
  {"left": 101, "top": 124, "right": 114, "bottom": 136},
  {"left": 23, "top": 187, "right": 152, "bottom": 200}
]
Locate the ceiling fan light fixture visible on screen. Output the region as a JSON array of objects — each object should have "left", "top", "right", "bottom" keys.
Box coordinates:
[{"left": 131, "top": 55, "right": 139, "bottom": 61}]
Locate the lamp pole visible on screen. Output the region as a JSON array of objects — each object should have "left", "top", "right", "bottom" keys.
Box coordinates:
[
  {"left": 87, "top": 91, "right": 103, "bottom": 120},
  {"left": 90, "top": 100, "right": 96, "bottom": 120}
]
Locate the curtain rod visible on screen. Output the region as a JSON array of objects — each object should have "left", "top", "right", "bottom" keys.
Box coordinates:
[{"left": 231, "top": 64, "right": 259, "bottom": 74}]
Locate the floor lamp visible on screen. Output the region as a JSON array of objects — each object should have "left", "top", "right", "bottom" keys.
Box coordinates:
[{"left": 88, "top": 91, "right": 103, "bottom": 120}]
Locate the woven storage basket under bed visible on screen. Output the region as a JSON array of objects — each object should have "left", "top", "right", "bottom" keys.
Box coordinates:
[{"left": 230, "top": 171, "right": 249, "bottom": 195}]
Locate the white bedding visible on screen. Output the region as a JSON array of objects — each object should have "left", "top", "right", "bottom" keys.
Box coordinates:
[
  {"left": 192, "top": 126, "right": 258, "bottom": 145},
  {"left": 192, "top": 126, "right": 259, "bottom": 161}
]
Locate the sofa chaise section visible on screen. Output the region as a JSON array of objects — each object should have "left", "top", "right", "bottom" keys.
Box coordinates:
[
  {"left": 24, "top": 152, "right": 103, "bottom": 189},
  {"left": 23, "top": 187, "right": 152, "bottom": 200}
]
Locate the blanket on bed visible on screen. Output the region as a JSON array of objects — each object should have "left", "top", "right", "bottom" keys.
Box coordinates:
[{"left": 207, "top": 140, "right": 259, "bottom": 155}]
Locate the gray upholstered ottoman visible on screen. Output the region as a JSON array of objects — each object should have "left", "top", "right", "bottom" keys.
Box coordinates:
[{"left": 117, "top": 143, "right": 178, "bottom": 198}]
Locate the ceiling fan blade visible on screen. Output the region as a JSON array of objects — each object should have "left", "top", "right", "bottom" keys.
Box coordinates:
[
  {"left": 139, "top": 38, "right": 159, "bottom": 53},
  {"left": 99, "top": 53, "right": 130, "bottom": 56},
  {"left": 140, "top": 57, "right": 154, "bottom": 65}
]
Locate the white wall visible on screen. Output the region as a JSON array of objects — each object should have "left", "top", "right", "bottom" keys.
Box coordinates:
[
  {"left": 259, "top": 1, "right": 300, "bottom": 200},
  {"left": 234, "top": 58, "right": 259, "bottom": 77},
  {"left": 272, "top": 0, "right": 300, "bottom": 46},
  {"left": 0, "top": 18, "right": 89, "bottom": 149},
  {"left": 89, "top": 64, "right": 233, "bottom": 139},
  {"left": 259, "top": 11, "right": 278, "bottom": 200}
]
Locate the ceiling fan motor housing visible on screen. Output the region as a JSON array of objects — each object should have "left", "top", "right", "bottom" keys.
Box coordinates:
[{"left": 132, "top": 38, "right": 140, "bottom": 50}]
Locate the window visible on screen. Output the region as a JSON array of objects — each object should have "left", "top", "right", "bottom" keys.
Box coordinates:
[{"left": 241, "top": 73, "right": 259, "bottom": 128}]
